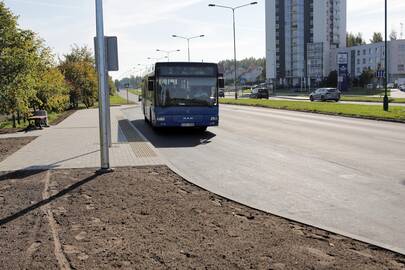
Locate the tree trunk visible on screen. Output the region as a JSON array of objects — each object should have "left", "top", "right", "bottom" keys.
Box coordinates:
[
  {"left": 17, "top": 111, "right": 21, "bottom": 125},
  {"left": 12, "top": 114, "right": 16, "bottom": 128}
]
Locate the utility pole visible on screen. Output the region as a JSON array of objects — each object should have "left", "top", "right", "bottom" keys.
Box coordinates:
[
  {"left": 95, "top": 0, "right": 110, "bottom": 170},
  {"left": 156, "top": 49, "right": 181, "bottom": 62},
  {"left": 383, "top": 0, "right": 389, "bottom": 111}
]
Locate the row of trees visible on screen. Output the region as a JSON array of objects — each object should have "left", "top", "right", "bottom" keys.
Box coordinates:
[
  {"left": 218, "top": 57, "right": 266, "bottom": 85},
  {"left": 323, "top": 68, "right": 375, "bottom": 89},
  {"left": 346, "top": 31, "right": 399, "bottom": 47},
  {"left": 116, "top": 75, "right": 143, "bottom": 90},
  {"left": 0, "top": 2, "right": 115, "bottom": 127}
]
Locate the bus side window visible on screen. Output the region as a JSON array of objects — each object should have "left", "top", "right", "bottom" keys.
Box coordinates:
[{"left": 148, "top": 77, "right": 155, "bottom": 91}]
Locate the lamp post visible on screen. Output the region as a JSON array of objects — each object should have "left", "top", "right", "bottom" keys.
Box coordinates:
[
  {"left": 383, "top": 0, "right": 389, "bottom": 111},
  {"left": 209, "top": 2, "right": 258, "bottom": 100},
  {"left": 172, "top": 34, "right": 205, "bottom": 62},
  {"left": 156, "top": 49, "right": 181, "bottom": 62}
]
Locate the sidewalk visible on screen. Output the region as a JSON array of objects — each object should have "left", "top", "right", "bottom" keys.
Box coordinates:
[{"left": 0, "top": 106, "right": 163, "bottom": 171}]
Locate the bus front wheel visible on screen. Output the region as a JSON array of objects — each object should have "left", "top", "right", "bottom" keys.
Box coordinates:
[{"left": 196, "top": 126, "right": 207, "bottom": 132}]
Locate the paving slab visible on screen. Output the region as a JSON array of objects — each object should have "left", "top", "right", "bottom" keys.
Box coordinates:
[{"left": 0, "top": 106, "right": 163, "bottom": 171}]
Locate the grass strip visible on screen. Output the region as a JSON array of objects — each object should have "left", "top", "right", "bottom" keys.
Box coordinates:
[
  {"left": 109, "top": 94, "right": 133, "bottom": 106},
  {"left": 220, "top": 98, "right": 405, "bottom": 122},
  {"left": 341, "top": 96, "right": 405, "bottom": 103},
  {"left": 128, "top": 89, "right": 142, "bottom": 96}
]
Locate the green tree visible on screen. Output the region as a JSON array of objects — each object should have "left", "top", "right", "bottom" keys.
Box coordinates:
[
  {"left": 359, "top": 68, "right": 374, "bottom": 87},
  {"left": 108, "top": 76, "right": 117, "bottom": 96},
  {"left": 324, "top": 70, "right": 338, "bottom": 87},
  {"left": 346, "top": 32, "right": 366, "bottom": 47},
  {"left": 390, "top": 30, "right": 398, "bottom": 41},
  {"left": 0, "top": 2, "right": 47, "bottom": 127},
  {"left": 59, "top": 46, "right": 98, "bottom": 108},
  {"left": 370, "top": 32, "right": 383, "bottom": 43}
]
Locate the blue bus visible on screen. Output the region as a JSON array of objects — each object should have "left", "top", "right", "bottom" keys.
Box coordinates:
[{"left": 141, "top": 62, "right": 224, "bottom": 131}]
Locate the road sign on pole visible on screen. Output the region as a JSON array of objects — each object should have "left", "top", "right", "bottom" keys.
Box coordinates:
[{"left": 95, "top": 0, "right": 110, "bottom": 170}]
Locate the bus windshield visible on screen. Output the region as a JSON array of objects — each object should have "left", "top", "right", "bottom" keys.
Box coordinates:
[{"left": 157, "top": 77, "right": 217, "bottom": 107}]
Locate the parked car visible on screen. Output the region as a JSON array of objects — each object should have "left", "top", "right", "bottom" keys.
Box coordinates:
[
  {"left": 250, "top": 88, "right": 269, "bottom": 99},
  {"left": 387, "top": 83, "right": 395, "bottom": 88},
  {"left": 218, "top": 89, "right": 225, "bottom": 98},
  {"left": 309, "top": 88, "right": 341, "bottom": 102},
  {"left": 400, "top": 85, "right": 405, "bottom": 92}
]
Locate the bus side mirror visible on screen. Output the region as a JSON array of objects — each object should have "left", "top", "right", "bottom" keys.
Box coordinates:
[
  {"left": 218, "top": 78, "right": 225, "bottom": 89},
  {"left": 148, "top": 78, "right": 154, "bottom": 91}
]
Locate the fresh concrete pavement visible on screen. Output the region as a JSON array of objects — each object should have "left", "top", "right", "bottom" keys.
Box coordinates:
[
  {"left": 120, "top": 91, "right": 405, "bottom": 255},
  {"left": 0, "top": 106, "right": 163, "bottom": 171}
]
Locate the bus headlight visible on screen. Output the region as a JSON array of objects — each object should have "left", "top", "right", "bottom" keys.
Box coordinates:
[
  {"left": 210, "top": 116, "right": 218, "bottom": 121},
  {"left": 157, "top": 117, "right": 166, "bottom": 122}
]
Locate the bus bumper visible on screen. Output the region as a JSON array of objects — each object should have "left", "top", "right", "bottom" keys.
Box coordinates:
[{"left": 153, "top": 115, "right": 219, "bottom": 128}]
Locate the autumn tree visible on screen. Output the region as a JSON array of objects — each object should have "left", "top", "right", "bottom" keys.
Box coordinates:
[
  {"left": 34, "top": 67, "right": 69, "bottom": 112},
  {"left": 59, "top": 46, "right": 98, "bottom": 108}
]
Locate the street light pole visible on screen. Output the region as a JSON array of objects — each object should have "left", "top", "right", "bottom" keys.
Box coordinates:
[
  {"left": 156, "top": 49, "right": 181, "bottom": 62},
  {"left": 209, "top": 2, "right": 258, "bottom": 100},
  {"left": 232, "top": 9, "right": 237, "bottom": 100},
  {"left": 188, "top": 39, "right": 190, "bottom": 62},
  {"left": 383, "top": 0, "right": 389, "bottom": 111},
  {"left": 172, "top": 35, "right": 205, "bottom": 62},
  {"left": 95, "top": 0, "right": 109, "bottom": 170}
]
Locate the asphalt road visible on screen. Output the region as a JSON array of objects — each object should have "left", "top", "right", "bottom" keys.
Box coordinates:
[{"left": 121, "top": 91, "right": 405, "bottom": 254}]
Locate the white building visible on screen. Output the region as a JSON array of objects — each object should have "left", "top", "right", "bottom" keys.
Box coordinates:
[
  {"left": 331, "top": 40, "right": 405, "bottom": 83},
  {"left": 266, "top": 0, "right": 347, "bottom": 86}
]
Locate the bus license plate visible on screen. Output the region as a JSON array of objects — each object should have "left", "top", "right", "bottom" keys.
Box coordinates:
[{"left": 181, "top": 123, "right": 195, "bottom": 127}]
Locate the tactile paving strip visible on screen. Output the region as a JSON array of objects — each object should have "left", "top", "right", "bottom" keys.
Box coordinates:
[{"left": 118, "top": 118, "right": 157, "bottom": 158}]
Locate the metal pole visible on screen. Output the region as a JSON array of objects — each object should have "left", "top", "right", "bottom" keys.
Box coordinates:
[
  {"left": 95, "top": 0, "right": 110, "bottom": 169},
  {"left": 233, "top": 9, "right": 238, "bottom": 100},
  {"left": 384, "top": 0, "right": 389, "bottom": 111},
  {"left": 105, "top": 72, "right": 111, "bottom": 147},
  {"left": 187, "top": 39, "right": 191, "bottom": 62}
]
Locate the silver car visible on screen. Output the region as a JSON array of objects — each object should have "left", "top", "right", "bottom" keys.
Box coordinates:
[{"left": 310, "top": 88, "right": 341, "bottom": 102}]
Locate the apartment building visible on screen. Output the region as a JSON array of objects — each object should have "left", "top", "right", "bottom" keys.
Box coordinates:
[
  {"left": 266, "top": 0, "right": 347, "bottom": 86},
  {"left": 331, "top": 40, "right": 405, "bottom": 83}
]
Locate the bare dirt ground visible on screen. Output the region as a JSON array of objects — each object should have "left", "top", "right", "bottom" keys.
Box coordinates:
[
  {"left": 1, "top": 166, "right": 404, "bottom": 270},
  {"left": 0, "top": 137, "right": 36, "bottom": 162}
]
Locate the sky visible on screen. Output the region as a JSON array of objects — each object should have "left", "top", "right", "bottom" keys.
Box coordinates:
[{"left": 3, "top": 0, "right": 405, "bottom": 79}]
